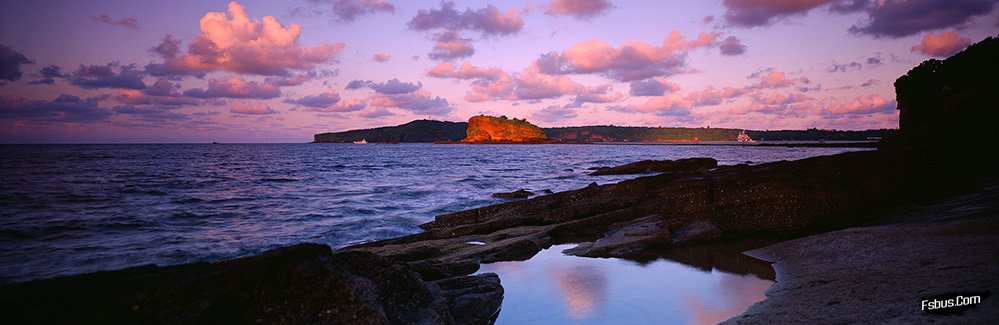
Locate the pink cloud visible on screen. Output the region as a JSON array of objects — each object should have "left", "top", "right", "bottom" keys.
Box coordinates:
[
  {"left": 850, "top": 0, "right": 994, "bottom": 38},
  {"left": 727, "top": 90, "right": 814, "bottom": 116},
  {"left": 369, "top": 89, "right": 453, "bottom": 115},
  {"left": 462, "top": 63, "right": 593, "bottom": 102},
  {"left": 67, "top": 63, "right": 145, "bottom": 90},
  {"left": 347, "top": 78, "right": 422, "bottom": 94},
  {"left": 284, "top": 88, "right": 367, "bottom": 113},
  {"left": 722, "top": 0, "right": 845, "bottom": 27},
  {"left": 629, "top": 77, "right": 681, "bottom": 96},
  {"left": 284, "top": 89, "right": 341, "bottom": 108},
  {"left": 183, "top": 76, "right": 280, "bottom": 99},
  {"left": 753, "top": 91, "right": 812, "bottom": 106},
  {"left": 466, "top": 74, "right": 516, "bottom": 102},
  {"left": 513, "top": 65, "right": 588, "bottom": 100},
  {"left": 718, "top": 36, "right": 747, "bottom": 56},
  {"left": 147, "top": 1, "right": 344, "bottom": 76},
  {"left": 749, "top": 70, "right": 796, "bottom": 89},
  {"left": 230, "top": 101, "right": 276, "bottom": 114},
  {"left": 408, "top": 1, "right": 524, "bottom": 36},
  {"left": 457, "top": 63, "right": 622, "bottom": 103},
  {"left": 426, "top": 61, "right": 505, "bottom": 80},
  {"left": 264, "top": 73, "right": 312, "bottom": 87},
  {"left": 535, "top": 30, "right": 720, "bottom": 81},
  {"left": 358, "top": 106, "right": 394, "bottom": 118},
  {"left": 373, "top": 53, "right": 392, "bottom": 62},
  {"left": 544, "top": 0, "right": 614, "bottom": 19},
  {"left": 94, "top": 14, "right": 140, "bottom": 29},
  {"left": 572, "top": 84, "right": 623, "bottom": 105},
  {"left": 323, "top": 98, "right": 366, "bottom": 112},
  {"left": 686, "top": 86, "right": 748, "bottom": 107},
  {"left": 531, "top": 105, "right": 579, "bottom": 122},
  {"left": 428, "top": 30, "right": 475, "bottom": 61},
  {"left": 114, "top": 89, "right": 203, "bottom": 107},
  {"left": 0, "top": 94, "right": 112, "bottom": 122},
  {"left": 613, "top": 85, "right": 748, "bottom": 116},
  {"left": 823, "top": 94, "right": 895, "bottom": 115},
  {"left": 911, "top": 31, "right": 972, "bottom": 57},
  {"left": 634, "top": 94, "right": 694, "bottom": 116},
  {"left": 319, "top": 0, "right": 395, "bottom": 23}
]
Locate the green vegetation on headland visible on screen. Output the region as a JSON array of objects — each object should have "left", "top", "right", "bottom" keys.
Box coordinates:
[
  {"left": 3, "top": 36, "right": 998, "bottom": 324},
  {"left": 313, "top": 120, "right": 894, "bottom": 143},
  {"left": 313, "top": 119, "right": 467, "bottom": 143}
]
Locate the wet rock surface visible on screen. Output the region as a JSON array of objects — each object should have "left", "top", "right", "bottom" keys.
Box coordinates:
[
  {"left": 588, "top": 157, "right": 718, "bottom": 175},
  {"left": 491, "top": 189, "right": 534, "bottom": 199},
  {"left": 725, "top": 184, "right": 999, "bottom": 324},
  {"left": 0, "top": 243, "right": 502, "bottom": 324},
  {"left": 349, "top": 149, "right": 896, "bottom": 268},
  {"left": 3, "top": 36, "right": 997, "bottom": 324}
]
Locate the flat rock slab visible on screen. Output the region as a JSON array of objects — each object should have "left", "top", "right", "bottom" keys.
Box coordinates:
[
  {"left": 725, "top": 187, "right": 999, "bottom": 324},
  {"left": 589, "top": 158, "right": 717, "bottom": 175},
  {"left": 0, "top": 243, "right": 503, "bottom": 325}
]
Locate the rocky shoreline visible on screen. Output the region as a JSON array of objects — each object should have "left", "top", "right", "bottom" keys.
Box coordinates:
[
  {"left": 1, "top": 36, "right": 996, "bottom": 324},
  {"left": 725, "top": 183, "right": 999, "bottom": 323}
]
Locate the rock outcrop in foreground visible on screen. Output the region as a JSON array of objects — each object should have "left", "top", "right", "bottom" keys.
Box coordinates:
[
  {"left": 0, "top": 244, "right": 502, "bottom": 324},
  {"left": 588, "top": 158, "right": 718, "bottom": 175},
  {"left": 2, "top": 37, "right": 997, "bottom": 324},
  {"left": 461, "top": 115, "right": 548, "bottom": 143}
]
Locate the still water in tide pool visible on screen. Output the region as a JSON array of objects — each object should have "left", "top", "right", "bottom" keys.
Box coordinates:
[
  {"left": 0, "top": 143, "right": 867, "bottom": 284},
  {"left": 478, "top": 244, "right": 776, "bottom": 325}
]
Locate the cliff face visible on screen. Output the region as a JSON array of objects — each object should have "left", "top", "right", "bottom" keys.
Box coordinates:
[
  {"left": 888, "top": 35, "right": 999, "bottom": 196},
  {"left": 461, "top": 115, "right": 548, "bottom": 143}
]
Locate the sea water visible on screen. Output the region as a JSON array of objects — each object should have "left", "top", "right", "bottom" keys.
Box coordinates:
[{"left": 0, "top": 143, "right": 867, "bottom": 284}]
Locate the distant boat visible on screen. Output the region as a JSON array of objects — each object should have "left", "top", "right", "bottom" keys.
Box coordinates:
[
  {"left": 737, "top": 130, "right": 756, "bottom": 143},
  {"left": 211, "top": 141, "right": 220, "bottom": 144},
  {"left": 353, "top": 139, "right": 368, "bottom": 144}
]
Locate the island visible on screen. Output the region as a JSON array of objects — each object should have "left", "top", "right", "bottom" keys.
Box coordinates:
[
  {"left": 2, "top": 36, "right": 997, "bottom": 324},
  {"left": 457, "top": 115, "right": 548, "bottom": 144},
  {"left": 313, "top": 119, "right": 894, "bottom": 144}
]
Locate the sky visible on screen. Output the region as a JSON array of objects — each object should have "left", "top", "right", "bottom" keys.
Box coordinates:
[{"left": 1, "top": 0, "right": 997, "bottom": 143}]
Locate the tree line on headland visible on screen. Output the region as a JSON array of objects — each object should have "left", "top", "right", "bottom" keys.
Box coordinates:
[{"left": 313, "top": 119, "right": 894, "bottom": 143}]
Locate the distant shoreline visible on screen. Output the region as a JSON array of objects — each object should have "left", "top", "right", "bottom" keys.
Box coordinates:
[{"left": 357, "top": 140, "right": 881, "bottom": 148}]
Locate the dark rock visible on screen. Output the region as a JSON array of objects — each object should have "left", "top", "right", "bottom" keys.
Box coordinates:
[
  {"left": 492, "top": 189, "right": 534, "bottom": 199},
  {"left": 589, "top": 158, "right": 718, "bottom": 175},
  {"left": 885, "top": 35, "right": 999, "bottom": 198},
  {"left": 0, "top": 244, "right": 502, "bottom": 324},
  {"left": 671, "top": 220, "right": 722, "bottom": 243},
  {"left": 542, "top": 189, "right": 554, "bottom": 194},
  {"left": 725, "top": 186, "right": 999, "bottom": 324},
  {"left": 433, "top": 274, "right": 503, "bottom": 325},
  {"left": 564, "top": 215, "right": 671, "bottom": 257},
  {"left": 352, "top": 150, "right": 894, "bottom": 270},
  {"left": 13, "top": 39, "right": 999, "bottom": 323}
]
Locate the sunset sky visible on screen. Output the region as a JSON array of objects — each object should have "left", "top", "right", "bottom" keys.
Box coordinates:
[{"left": 1, "top": 0, "right": 997, "bottom": 143}]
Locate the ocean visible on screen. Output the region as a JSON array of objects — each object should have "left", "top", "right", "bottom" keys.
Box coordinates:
[{"left": 0, "top": 143, "right": 869, "bottom": 284}]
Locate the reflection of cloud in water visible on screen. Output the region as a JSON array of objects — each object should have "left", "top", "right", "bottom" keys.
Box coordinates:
[
  {"left": 483, "top": 260, "right": 523, "bottom": 274},
  {"left": 550, "top": 264, "right": 608, "bottom": 320},
  {"left": 683, "top": 272, "right": 773, "bottom": 325}
]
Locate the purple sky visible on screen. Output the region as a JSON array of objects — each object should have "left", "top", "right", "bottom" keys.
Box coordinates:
[{"left": 1, "top": 0, "right": 997, "bottom": 143}]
